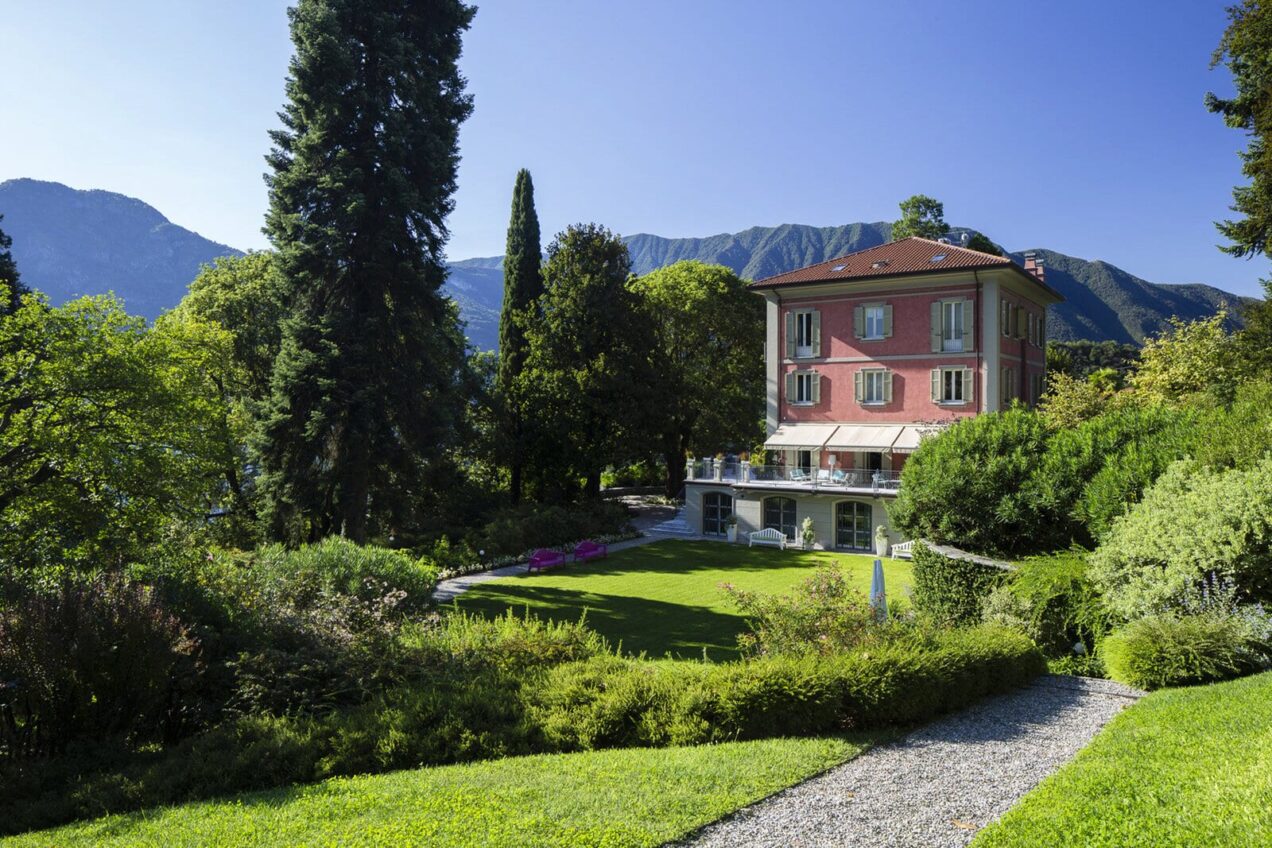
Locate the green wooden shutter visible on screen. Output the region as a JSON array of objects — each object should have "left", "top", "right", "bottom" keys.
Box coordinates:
[
  {"left": 1001, "top": 299, "right": 1010, "bottom": 336},
  {"left": 962, "top": 300, "right": 974, "bottom": 351},
  {"left": 811, "top": 371, "right": 821, "bottom": 404},
  {"left": 962, "top": 368, "right": 974, "bottom": 403},
  {"left": 1039, "top": 312, "right": 1046, "bottom": 343},
  {"left": 884, "top": 370, "right": 893, "bottom": 403},
  {"left": 785, "top": 371, "right": 796, "bottom": 404},
  {"left": 785, "top": 311, "right": 795, "bottom": 359},
  {"left": 930, "top": 301, "right": 942, "bottom": 352},
  {"left": 931, "top": 368, "right": 941, "bottom": 402},
  {"left": 811, "top": 310, "right": 821, "bottom": 356},
  {"left": 883, "top": 304, "right": 893, "bottom": 337},
  {"left": 853, "top": 306, "right": 864, "bottom": 339},
  {"left": 853, "top": 370, "right": 863, "bottom": 403}
]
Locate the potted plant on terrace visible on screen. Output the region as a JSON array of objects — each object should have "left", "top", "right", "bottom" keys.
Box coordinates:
[
  {"left": 875, "top": 525, "right": 890, "bottom": 558},
  {"left": 801, "top": 516, "right": 816, "bottom": 550},
  {"left": 724, "top": 514, "right": 738, "bottom": 543}
]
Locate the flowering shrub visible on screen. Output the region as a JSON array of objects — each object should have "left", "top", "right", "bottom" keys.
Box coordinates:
[
  {"left": 723, "top": 564, "right": 891, "bottom": 657},
  {"left": 0, "top": 573, "right": 201, "bottom": 760},
  {"left": 1101, "top": 574, "right": 1272, "bottom": 690}
]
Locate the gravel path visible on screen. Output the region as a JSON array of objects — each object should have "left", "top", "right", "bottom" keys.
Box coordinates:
[{"left": 676, "top": 675, "right": 1142, "bottom": 848}]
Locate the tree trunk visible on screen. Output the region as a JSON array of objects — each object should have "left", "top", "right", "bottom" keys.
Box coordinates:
[
  {"left": 509, "top": 460, "right": 523, "bottom": 506},
  {"left": 584, "top": 470, "right": 601, "bottom": 500},
  {"left": 340, "top": 428, "right": 371, "bottom": 544},
  {"left": 662, "top": 433, "right": 685, "bottom": 499}
]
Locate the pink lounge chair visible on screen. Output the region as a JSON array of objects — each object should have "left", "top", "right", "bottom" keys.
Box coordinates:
[
  {"left": 573, "top": 540, "right": 608, "bottom": 562},
  {"left": 528, "top": 548, "right": 566, "bottom": 572}
]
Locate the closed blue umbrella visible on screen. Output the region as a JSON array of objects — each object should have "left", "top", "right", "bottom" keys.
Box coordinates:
[{"left": 870, "top": 558, "right": 888, "bottom": 621}]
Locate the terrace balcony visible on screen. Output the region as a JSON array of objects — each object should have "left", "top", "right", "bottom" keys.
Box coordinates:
[{"left": 685, "top": 457, "right": 902, "bottom": 497}]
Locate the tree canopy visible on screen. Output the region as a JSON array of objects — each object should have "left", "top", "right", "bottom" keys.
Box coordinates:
[
  {"left": 0, "top": 294, "right": 231, "bottom": 567},
  {"left": 257, "top": 0, "right": 476, "bottom": 544},
  {"left": 1208, "top": 0, "right": 1272, "bottom": 258},
  {"left": 520, "top": 223, "right": 649, "bottom": 500},
  {"left": 629, "top": 261, "right": 764, "bottom": 496},
  {"left": 497, "top": 169, "right": 543, "bottom": 504},
  {"left": 891, "top": 194, "right": 947, "bottom": 240},
  {"left": 0, "top": 214, "right": 29, "bottom": 316}
]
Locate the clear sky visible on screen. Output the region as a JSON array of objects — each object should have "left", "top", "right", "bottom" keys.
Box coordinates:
[{"left": 0, "top": 1, "right": 1265, "bottom": 297}]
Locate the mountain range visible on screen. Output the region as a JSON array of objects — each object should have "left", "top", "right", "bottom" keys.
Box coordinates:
[{"left": 0, "top": 178, "right": 1251, "bottom": 350}]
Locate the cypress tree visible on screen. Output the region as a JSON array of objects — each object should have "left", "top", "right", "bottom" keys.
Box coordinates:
[
  {"left": 497, "top": 169, "right": 542, "bottom": 504},
  {"left": 0, "top": 215, "right": 29, "bottom": 315},
  {"left": 257, "top": 0, "right": 475, "bottom": 544}
]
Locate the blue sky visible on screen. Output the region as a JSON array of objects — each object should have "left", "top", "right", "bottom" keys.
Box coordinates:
[{"left": 0, "top": 1, "right": 1265, "bottom": 296}]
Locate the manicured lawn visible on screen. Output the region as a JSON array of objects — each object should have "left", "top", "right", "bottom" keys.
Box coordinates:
[
  {"left": 973, "top": 670, "right": 1272, "bottom": 847},
  {"left": 3, "top": 736, "right": 873, "bottom": 848},
  {"left": 455, "top": 540, "right": 913, "bottom": 659}
]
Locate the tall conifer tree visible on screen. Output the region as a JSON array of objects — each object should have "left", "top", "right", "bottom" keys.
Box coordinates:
[
  {"left": 0, "top": 215, "right": 29, "bottom": 316},
  {"left": 497, "top": 169, "right": 542, "bottom": 503},
  {"left": 258, "top": 0, "right": 475, "bottom": 543}
]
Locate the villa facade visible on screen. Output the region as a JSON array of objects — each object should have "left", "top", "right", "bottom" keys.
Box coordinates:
[{"left": 683, "top": 236, "right": 1063, "bottom": 551}]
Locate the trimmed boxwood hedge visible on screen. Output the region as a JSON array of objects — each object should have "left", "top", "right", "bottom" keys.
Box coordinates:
[
  {"left": 0, "top": 624, "right": 1044, "bottom": 836},
  {"left": 530, "top": 625, "right": 1045, "bottom": 750},
  {"left": 911, "top": 542, "right": 1014, "bottom": 625}
]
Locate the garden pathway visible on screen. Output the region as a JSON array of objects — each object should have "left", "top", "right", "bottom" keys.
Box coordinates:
[
  {"left": 431, "top": 535, "right": 662, "bottom": 604},
  {"left": 432, "top": 496, "right": 690, "bottom": 604},
  {"left": 675, "top": 675, "right": 1143, "bottom": 848}
]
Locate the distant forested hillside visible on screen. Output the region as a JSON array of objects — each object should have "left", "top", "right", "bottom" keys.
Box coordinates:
[{"left": 0, "top": 180, "right": 1249, "bottom": 350}]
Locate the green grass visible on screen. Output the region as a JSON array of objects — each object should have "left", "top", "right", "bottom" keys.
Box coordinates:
[
  {"left": 3, "top": 735, "right": 873, "bottom": 848},
  {"left": 972, "top": 670, "right": 1272, "bottom": 847},
  {"left": 456, "top": 540, "right": 913, "bottom": 659}
]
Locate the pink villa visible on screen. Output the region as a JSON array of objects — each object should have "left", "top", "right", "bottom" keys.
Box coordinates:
[{"left": 683, "top": 236, "right": 1063, "bottom": 551}]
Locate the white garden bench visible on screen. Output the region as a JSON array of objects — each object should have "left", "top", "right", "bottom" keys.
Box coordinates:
[
  {"left": 748, "top": 527, "right": 787, "bottom": 550},
  {"left": 891, "top": 540, "right": 914, "bottom": 559}
]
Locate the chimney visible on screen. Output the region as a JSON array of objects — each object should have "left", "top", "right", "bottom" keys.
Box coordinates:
[{"left": 1023, "top": 252, "right": 1045, "bottom": 284}]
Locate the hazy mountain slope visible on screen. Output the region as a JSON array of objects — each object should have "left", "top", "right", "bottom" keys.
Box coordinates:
[
  {"left": 1013, "top": 249, "right": 1245, "bottom": 344},
  {"left": 0, "top": 180, "right": 1249, "bottom": 350},
  {"left": 0, "top": 178, "right": 241, "bottom": 318}
]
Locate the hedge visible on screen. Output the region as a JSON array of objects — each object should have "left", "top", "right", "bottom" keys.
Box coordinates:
[
  {"left": 911, "top": 542, "right": 1014, "bottom": 625},
  {"left": 0, "top": 624, "right": 1043, "bottom": 836},
  {"left": 530, "top": 625, "right": 1044, "bottom": 750}
]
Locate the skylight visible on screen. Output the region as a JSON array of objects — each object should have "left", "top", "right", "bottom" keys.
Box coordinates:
[
  {"left": 931, "top": 253, "right": 947, "bottom": 262},
  {"left": 831, "top": 263, "right": 848, "bottom": 272}
]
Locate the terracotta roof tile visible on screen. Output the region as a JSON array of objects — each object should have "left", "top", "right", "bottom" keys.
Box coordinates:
[{"left": 749, "top": 237, "right": 1014, "bottom": 289}]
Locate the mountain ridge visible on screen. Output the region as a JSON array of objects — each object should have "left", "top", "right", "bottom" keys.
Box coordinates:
[{"left": 0, "top": 179, "right": 1250, "bottom": 350}]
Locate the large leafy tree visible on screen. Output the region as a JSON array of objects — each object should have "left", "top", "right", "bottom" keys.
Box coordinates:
[
  {"left": 497, "top": 169, "right": 542, "bottom": 504},
  {"left": 1208, "top": 0, "right": 1272, "bottom": 258},
  {"left": 629, "top": 261, "right": 763, "bottom": 496},
  {"left": 177, "top": 252, "right": 287, "bottom": 403},
  {"left": 890, "top": 194, "right": 947, "bottom": 240},
  {"left": 173, "top": 253, "right": 290, "bottom": 540},
  {"left": 0, "top": 294, "right": 231, "bottom": 567},
  {"left": 1130, "top": 311, "right": 1241, "bottom": 405},
  {"left": 258, "top": 0, "right": 475, "bottom": 544},
  {"left": 521, "top": 224, "right": 649, "bottom": 500},
  {"left": 0, "top": 214, "right": 30, "bottom": 316}
]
